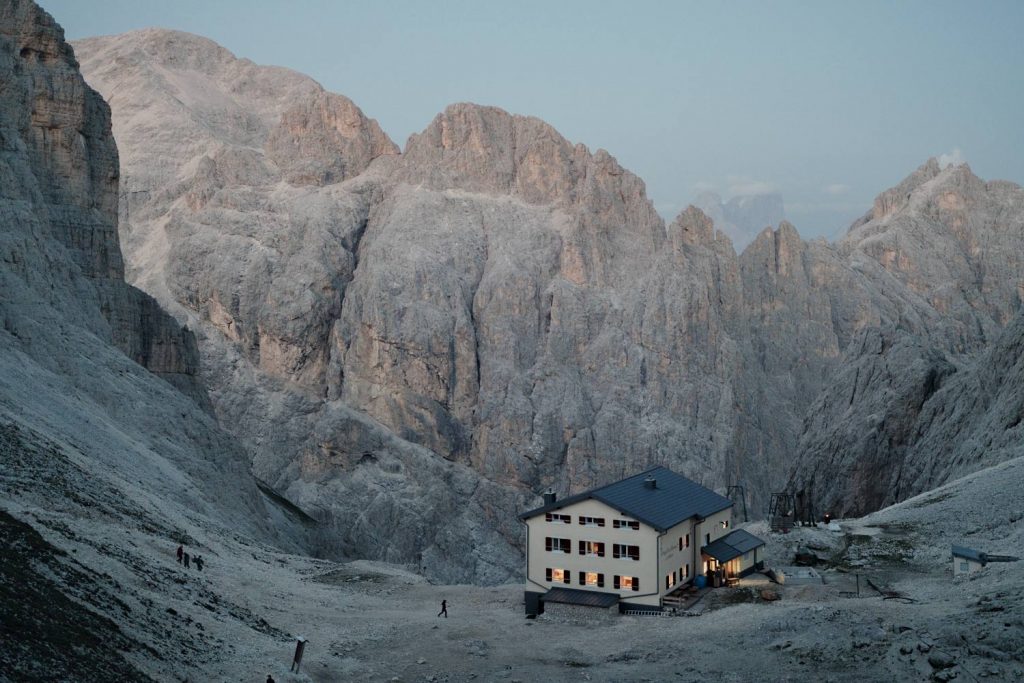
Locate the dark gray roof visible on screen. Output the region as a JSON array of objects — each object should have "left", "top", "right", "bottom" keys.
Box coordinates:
[
  {"left": 702, "top": 529, "right": 766, "bottom": 563},
  {"left": 951, "top": 545, "right": 987, "bottom": 564},
  {"left": 543, "top": 587, "right": 619, "bottom": 608},
  {"left": 519, "top": 466, "right": 733, "bottom": 532}
]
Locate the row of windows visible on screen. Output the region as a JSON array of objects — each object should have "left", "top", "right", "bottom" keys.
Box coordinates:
[
  {"left": 544, "top": 538, "right": 641, "bottom": 561},
  {"left": 545, "top": 567, "right": 640, "bottom": 591},
  {"left": 678, "top": 533, "right": 690, "bottom": 550},
  {"left": 664, "top": 564, "right": 691, "bottom": 590},
  {"left": 544, "top": 513, "right": 640, "bottom": 530}
]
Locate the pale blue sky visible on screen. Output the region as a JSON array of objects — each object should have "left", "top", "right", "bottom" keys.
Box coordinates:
[{"left": 44, "top": 0, "right": 1024, "bottom": 241}]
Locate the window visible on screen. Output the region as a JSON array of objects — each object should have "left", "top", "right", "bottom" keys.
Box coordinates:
[
  {"left": 960, "top": 561, "right": 969, "bottom": 572},
  {"left": 545, "top": 537, "right": 571, "bottom": 554},
  {"left": 705, "top": 533, "right": 711, "bottom": 546},
  {"left": 546, "top": 568, "right": 570, "bottom": 584},
  {"left": 614, "top": 575, "right": 639, "bottom": 591},
  {"left": 545, "top": 512, "right": 571, "bottom": 524},
  {"left": 683, "top": 564, "right": 690, "bottom": 578},
  {"left": 721, "top": 519, "right": 730, "bottom": 529},
  {"left": 665, "top": 574, "right": 671, "bottom": 590},
  {"left": 685, "top": 533, "right": 690, "bottom": 548},
  {"left": 579, "top": 516, "right": 605, "bottom": 527},
  {"left": 613, "top": 519, "right": 640, "bottom": 530},
  {"left": 613, "top": 544, "right": 640, "bottom": 561},
  {"left": 673, "top": 570, "right": 678, "bottom": 584},
  {"left": 579, "top": 571, "right": 605, "bottom": 587},
  {"left": 579, "top": 540, "right": 605, "bottom": 557}
]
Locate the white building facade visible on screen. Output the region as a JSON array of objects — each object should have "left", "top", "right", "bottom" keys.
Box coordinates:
[{"left": 520, "top": 467, "right": 764, "bottom": 614}]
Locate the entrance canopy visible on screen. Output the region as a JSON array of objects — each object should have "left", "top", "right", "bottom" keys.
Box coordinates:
[{"left": 701, "top": 529, "right": 765, "bottom": 563}]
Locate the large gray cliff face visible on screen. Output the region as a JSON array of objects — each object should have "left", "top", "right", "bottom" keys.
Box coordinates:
[
  {"left": 0, "top": 0, "right": 286, "bottom": 543},
  {"left": 788, "top": 162, "right": 1024, "bottom": 516},
  {"left": 0, "top": 3, "right": 204, "bottom": 403},
  {"left": 71, "top": 31, "right": 1024, "bottom": 583}
]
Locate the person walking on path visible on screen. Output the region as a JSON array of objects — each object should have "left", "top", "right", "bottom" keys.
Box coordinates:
[
  {"left": 266, "top": 676, "right": 275, "bottom": 683},
  {"left": 183, "top": 552, "right": 190, "bottom": 569},
  {"left": 437, "top": 599, "right": 448, "bottom": 618},
  {"left": 176, "top": 545, "right": 183, "bottom": 564},
  {"left": 194, "top": 555, "right": 204, "bottom": 572}
]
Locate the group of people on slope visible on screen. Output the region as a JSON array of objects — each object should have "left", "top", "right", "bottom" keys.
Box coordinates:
[{"left": 176, "top": 544, "right": 205, "bottom": 571}]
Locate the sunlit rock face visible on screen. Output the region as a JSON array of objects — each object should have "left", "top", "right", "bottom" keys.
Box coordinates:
[{"left": 74, "top": 27, "right": 1024, "bottom": 582}]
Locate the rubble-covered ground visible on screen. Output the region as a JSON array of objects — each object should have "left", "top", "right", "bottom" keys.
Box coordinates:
[{"left": 3, "top": 419, "right": 1022, "bottom": 682}]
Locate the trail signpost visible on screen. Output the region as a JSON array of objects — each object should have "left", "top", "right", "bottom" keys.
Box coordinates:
[{"left": 291, "top": 636, "right": 308, "bottom": 673}]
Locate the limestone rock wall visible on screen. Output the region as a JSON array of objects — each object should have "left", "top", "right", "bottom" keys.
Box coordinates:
[
  {"left": 0, "top": 0, "right": 295, "bottom": 554},
  {"left": 71, "top": 30, "right": 1024, "bottom": 583}
]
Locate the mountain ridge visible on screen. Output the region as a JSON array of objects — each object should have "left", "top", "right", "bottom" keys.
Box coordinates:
[{"left": 69, "top": 27, "right": 1024, "bottom": 583}]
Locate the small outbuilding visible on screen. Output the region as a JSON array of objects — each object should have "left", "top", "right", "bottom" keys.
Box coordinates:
[{"left": 951, "top": 545, "right": 987, "bottom": 575}]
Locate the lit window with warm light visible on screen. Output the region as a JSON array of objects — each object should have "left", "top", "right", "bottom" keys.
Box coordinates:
[
  {"left": 579, "top": 571, "right": 604, "bottom": 587},
  {"left": 546, "top": 567, "right": 570, "bottom": 584},
  {"left": 614, "top": 575, "right": 639, "bottom": 591}
]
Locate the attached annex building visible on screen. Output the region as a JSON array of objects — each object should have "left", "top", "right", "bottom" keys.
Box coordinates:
[{"left": 520, "top": 466, "right": 765, "bottom": 615}]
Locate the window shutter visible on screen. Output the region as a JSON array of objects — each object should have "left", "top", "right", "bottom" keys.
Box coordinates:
[
  {"left": 598, "top": 518, "right": 605, "bottom": 527},
  {"left": 613, "top": 575, "right": 620, "bottom": 589},
  {"left": 564, "top": 571, "right": 570, "bottom": 585},
  {"left": 578, "top": 540, "right": 584, "bottom": 555},
  {"left": 633, "top": 577, "right": 640, "bottom": 591},
  {"left": 597, "top": 574, "right": 604, "bottom": 588},
  {"left": 545, "top": 537, "right": 552, "bottom": 552},
  {"left": 545, "top": 568, "right": 552, "bottom": 581}
]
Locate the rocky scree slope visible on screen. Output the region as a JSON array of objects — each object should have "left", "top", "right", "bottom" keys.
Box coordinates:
[
  {"left": 0, "top": 2, "right": 309, "bottom": 678},
  {"left": 72, "top": 30, "right": 1024, "bottom": 584}
]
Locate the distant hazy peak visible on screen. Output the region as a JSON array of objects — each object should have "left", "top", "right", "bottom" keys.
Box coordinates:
[{"left": 692, "top": 190, "right": 785, "bottom": 250}]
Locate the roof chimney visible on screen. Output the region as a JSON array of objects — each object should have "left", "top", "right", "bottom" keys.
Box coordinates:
[
  {"left": 644, "top": 475, "right": 657, "bottom": 489},
  {"left": 542, "top": 488, "right": 557, "bottom": 505}
]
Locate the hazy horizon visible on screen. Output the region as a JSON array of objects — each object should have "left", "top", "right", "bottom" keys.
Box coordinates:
[{"left": 43, "top": 0, "right": 1024, "bottom": 242}]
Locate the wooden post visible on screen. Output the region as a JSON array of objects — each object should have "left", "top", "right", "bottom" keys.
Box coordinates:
[{"left": 291, "top": 637, "right": 308, "bottom": 673}]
